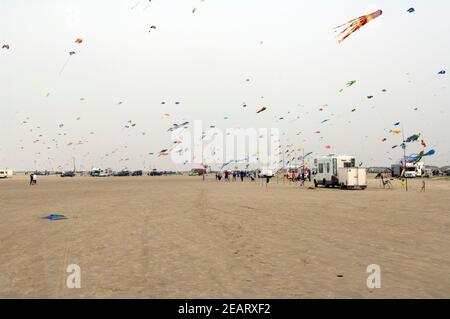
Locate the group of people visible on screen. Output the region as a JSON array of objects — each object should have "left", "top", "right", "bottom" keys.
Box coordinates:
[
  {"left": 29, "top": 173, "right": 38, "bottom": 185},
  {"left": 215, "top": 170, "right": 256, "bottom": 182},
  {"left": 286, "top": 169, "right": 312, "bottom": 185}
]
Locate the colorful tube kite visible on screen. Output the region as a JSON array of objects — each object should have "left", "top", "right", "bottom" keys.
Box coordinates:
[{"left": 335, "top": 10, "right": 383, "bottom": 43}]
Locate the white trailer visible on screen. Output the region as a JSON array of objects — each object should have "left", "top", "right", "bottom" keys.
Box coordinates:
[
  {"left": 0, "top": 169, "right": 13, "bottom": 179},
  {"left": 91, "top": 168, "right": 111, "bottom": 177},
  {"left": 314, "top": 155, "right": 367, "bottom": 189},
  {"left": 404, "top": 162, "right": 425, "bottom": 178}
]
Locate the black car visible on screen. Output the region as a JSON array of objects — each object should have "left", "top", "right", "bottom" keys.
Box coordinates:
[
  {"left": 148, "top": 170, "right": 163, "bottom": 176},
  {"left": 132, "top": 170, "right": 143, "bottom": 176},
  {"left": 61, "top": 171, "right": 75, "bottom": 177},
  {"left": 114, "top": 170, "right": 130, "bottom": 176}
]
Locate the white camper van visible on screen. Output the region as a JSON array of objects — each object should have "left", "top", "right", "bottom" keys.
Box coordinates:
[
  {"left": 91, "top": 168, "right": 111, "bottom": 177},
  {"left": 0, "top": 169, "right": 13, "bottom": 179},
  {"left": 404, "top": 162, "right": 425, "bottom": 178},
  {"left": 314, "top": 155, "right": 367, "bottom": 190}
]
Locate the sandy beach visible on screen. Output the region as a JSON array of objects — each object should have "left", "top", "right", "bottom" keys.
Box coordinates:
[{"left": 0, "top": 175, "right": 449, "bottom": 298}]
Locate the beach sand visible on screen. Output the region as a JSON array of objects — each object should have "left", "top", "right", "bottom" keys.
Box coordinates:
[{"left": 0, "top": 175, "right": 449, "bottom": 298}]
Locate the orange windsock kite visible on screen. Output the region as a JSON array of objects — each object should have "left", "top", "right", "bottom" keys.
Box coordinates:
[{"left": 335, "top": 10, "right": 383, "bottom": 43}]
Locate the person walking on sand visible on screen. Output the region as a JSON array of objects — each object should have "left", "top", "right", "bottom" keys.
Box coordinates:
[
  {"left": 32, "top": 173, "right": 37, "bottom": 185},
  {"left": 421, "top": 179, "right": 426, "bottom": 192},
  {"left": 29, "top": 173, "right": 34, "bottom": 186}
]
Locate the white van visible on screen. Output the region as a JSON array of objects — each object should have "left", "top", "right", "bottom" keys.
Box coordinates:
[
  {"left": 404, "top": 162, "right": 425, "bottom": 178},
  {"left": 0, "top": 169, "right": 13, "bottom": 179},
  {"left": 314, "top": 155, "right": 367, "bottom": 189},
  {"left": 91, "top": 168, "right": 111, "bottom": 177}
]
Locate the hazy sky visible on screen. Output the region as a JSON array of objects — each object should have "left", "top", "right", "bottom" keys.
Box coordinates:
[{"left": 1, "top": 0, "right": 449, "bottom": 171}]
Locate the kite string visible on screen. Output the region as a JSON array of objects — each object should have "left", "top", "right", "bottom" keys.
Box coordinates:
[{"left": 59, "top": 55, "right": 71, "bottom": 76}]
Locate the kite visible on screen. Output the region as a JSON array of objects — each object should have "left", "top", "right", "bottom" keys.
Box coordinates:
[
  {"left": 438, "top": 70, "right": 446, "bottom": 75},
  {"left": 394, "top": 122, "right": 401, "bottom": 126},
  {"left": 149, "top": 25, "right": 157, "bottom": 32},
  {"left": 321, "top": 119, "right": 330, "bottom": 124},
  {"left": 2, "top": 44, "right": 9, "bottom": 49},
  {"left": 367, "top": 95, "right": 374, "bottom": 99},
  {"left": 381, "top": 138, "right": 387, "bottom": 142},
  {"left": 256, "top": 107, "right": 267, "bottom": 114},
  {"left": 391, "top": 130, "right": 401, "bottom": 134},
  {"left": 421, "top": 139, "right": 427, "bottom": 148},
  {"left": 405, "top": 134, "right": 420, "bottom": 143},
  {"left": 407, "top": 8, "right": 415, "bottom": 13},
  {"left": 167, "top": 121, "right": 189, "bottom": 132},
  {"left": 339, "top": 80, "right": 356, "bottom": 92},
  {"left": 43, "top": 214, "right": 67, "bottom": 221},
  {"left": 324, "top": 145, "right": 332, "bottom": 149},
  {"left": 335, "top": 10, "right": 383, "bottom": 43},
  {"left": 406, "top": 149, "right": 435, "bottom": 164},
  {"left": 75, "top": 38, "right": 83, "bottom": 44},
  {"left": 424, "top": 149, "right": 436, "bottom": 157}
]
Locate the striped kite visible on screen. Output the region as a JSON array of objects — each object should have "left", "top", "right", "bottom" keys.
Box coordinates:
[{"left": 335, "top": 10, "right": 383, "bottom": 43}]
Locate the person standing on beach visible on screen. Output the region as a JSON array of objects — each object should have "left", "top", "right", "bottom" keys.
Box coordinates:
[
  {"left": 224, "top": 170, "right": 229, "bottom": 181},
  {"left": 32, "top": 173, "right": 37, "bottom": 185},
  {"left": 240, "top": 170, "right": 245, "bottom": 182},
  {"left": 421, "top": 179, "right": 426, "bottom": 192},
  {"left": 29, "top": 173, "right": 34, "bottom": 186}
]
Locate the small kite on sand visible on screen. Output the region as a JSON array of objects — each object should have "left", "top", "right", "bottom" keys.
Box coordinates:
[{"left": 43, "top": 214, "right": 68, "bottom": 221}]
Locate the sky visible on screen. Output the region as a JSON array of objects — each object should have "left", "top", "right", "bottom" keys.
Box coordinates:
[{"left": 0, "top": 0, "right": 449, "bottom": 171}]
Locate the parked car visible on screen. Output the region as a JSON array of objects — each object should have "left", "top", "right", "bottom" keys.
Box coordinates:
[
  {"left": 132, "top": 170, "right": 143, "bottom": 176},
  {"left": 114, "top": 170, "right": 130, "bottom": 176},
  {"left": 148, "top": 170, "right": 163, "bottom": 176},
  {"left": 61, "top": 171, "right": 75, "bottom": 177}
]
